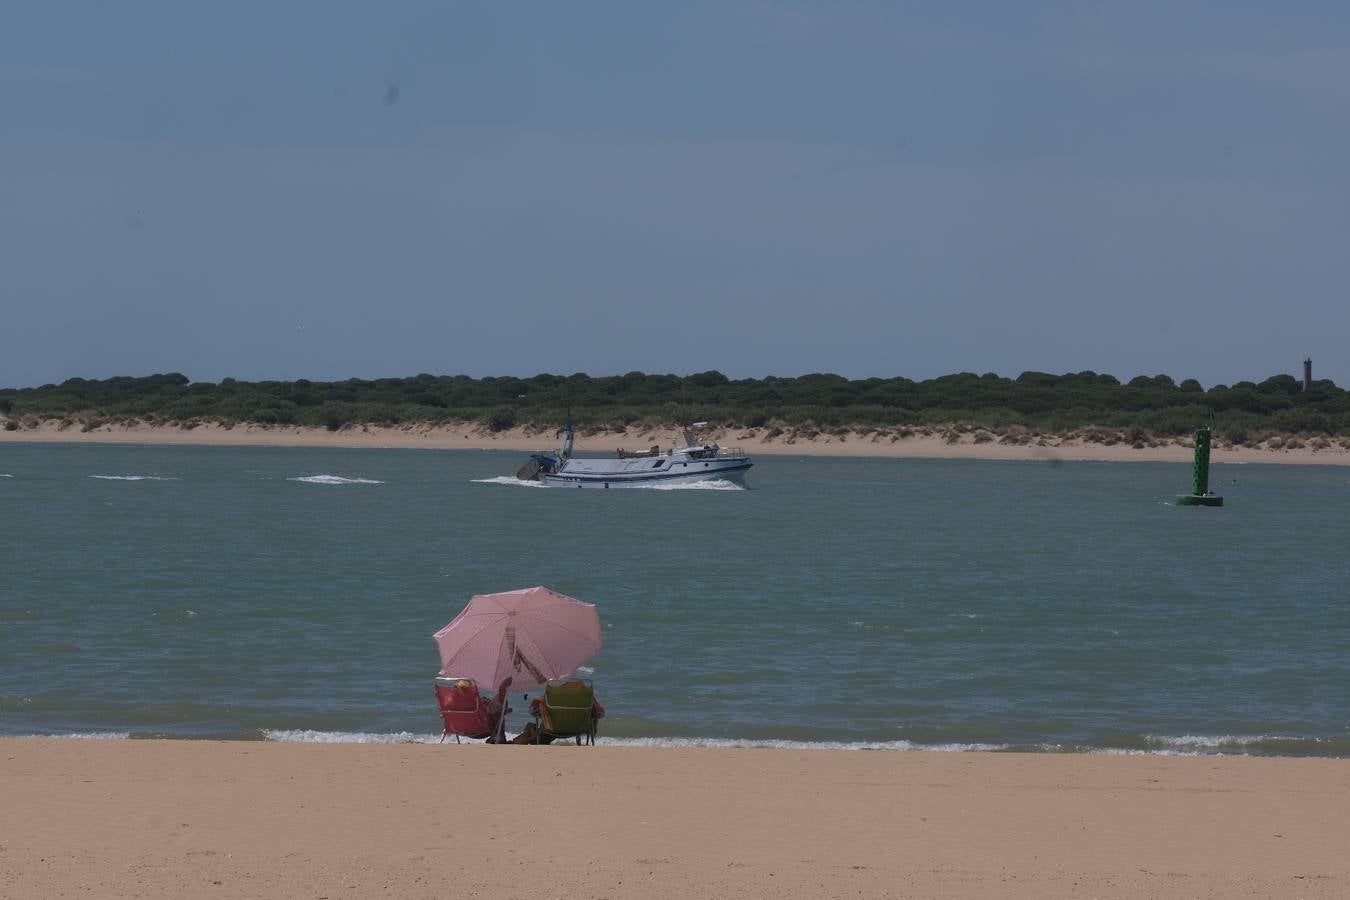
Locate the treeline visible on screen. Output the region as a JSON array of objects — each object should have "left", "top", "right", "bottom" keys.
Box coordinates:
[{"left": 2, "top": 370, "right": 1348, "bottom": 441}]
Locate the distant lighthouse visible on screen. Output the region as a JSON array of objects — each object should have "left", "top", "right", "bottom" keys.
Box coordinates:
[{"left": 1303, "top": 358, "right": 1312, "bottom": 392}]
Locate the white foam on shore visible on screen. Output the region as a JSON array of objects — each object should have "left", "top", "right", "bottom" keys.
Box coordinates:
[
  {"left": 89, "top": 475, "right": 176, "bottom": 481},
  {"left": 599, "top": 737, "right": 1008, "bottom": 751},
  {"left": 262, "top": 729, "right": 1006, "bottom": 752},
  {"left": 265, "top": 729, "right": 438, "bottom": 744},
  {"left": 15, "top": 730, "right": 1340, "bottom": 756},
  {"left": 1147, "top": 733, "right": 1309, "bottom": 751},
  {"left": 288, "top": 475, "right": 385, "bottom": 485},
  {"left": 472, "top": 476, "right": 546, "bottom": 488}
]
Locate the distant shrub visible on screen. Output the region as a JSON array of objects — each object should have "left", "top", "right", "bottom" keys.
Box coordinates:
[
  {"left": 4, "top": 368, "right": 1349, "bottom": 439},
  {"left": 304, "top": 401, "right": 353, "bottom": 431},
  {"left": 483, "top": 406, "right": 517, "bottom": 432}
]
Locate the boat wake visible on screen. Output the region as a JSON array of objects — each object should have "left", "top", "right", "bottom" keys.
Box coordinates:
[
  {"left": 89, "top": 475, "right": 177, "bottom": 481},
  {"left": 471, "top": 476, "right": 546, "bottom": 488},
  {"left": 641, "top": 478, "right": 745, "bottom": 491},
  {"left": 288, "top": 475, "right": 385, "bottom": 485}
]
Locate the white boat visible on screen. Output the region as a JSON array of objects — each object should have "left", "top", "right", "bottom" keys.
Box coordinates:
[{"left": 516, "top": 420, "right": 752, "bottom": 489}]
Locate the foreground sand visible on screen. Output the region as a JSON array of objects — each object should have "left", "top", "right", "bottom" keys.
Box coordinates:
[
  {"left": 4, "top": 418, "right": 1350, "bottom": 466},
  {"left": 3, "top": 739, "right": 1348, "bottom": 899}
]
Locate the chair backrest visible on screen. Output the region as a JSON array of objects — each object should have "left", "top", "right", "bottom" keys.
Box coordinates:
[
  {"left": 540, "top": 678, "right": 595, "bottom": 735},
  {"left": 434, "top": 676, "right": 493, "bottom": 738}
]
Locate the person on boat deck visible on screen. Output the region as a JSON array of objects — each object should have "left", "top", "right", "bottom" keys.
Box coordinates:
[
  {"left": 511, "top": 691, "right": 606, "bottom": 744},
  {"left": 480, "top": 677, "right": 513, "bottom": 743}
]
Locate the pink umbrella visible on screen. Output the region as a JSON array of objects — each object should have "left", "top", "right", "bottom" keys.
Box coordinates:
[{"left": 432, "top": 586, "right": 602, "bottom": 690}]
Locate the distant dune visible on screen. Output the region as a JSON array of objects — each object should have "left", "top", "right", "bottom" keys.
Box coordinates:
[{"left": 3, "top": 417, "right": 1348, "bottom": 466}]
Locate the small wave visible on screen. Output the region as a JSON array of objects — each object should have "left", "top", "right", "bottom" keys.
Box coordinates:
[
  {"left": 1142, "top": 733, "right": 1334, "bottom": 755},
  {"left": 472, "top": 476, "right": 546, "bottom": 488},
  {"left": 1012, "top": 733, "right": 1346, "bottom": 757},
  {"left": 265, "top": 729, "right": 439, "bottom": 744},
  {"left": 601, "top": 737, "right": 1008, "bottom": 751},
  {"left": 19, "top": 732, "right": 133, "bottom": 740},
  {"left": 0, "top": 473, "right": 13, "bottom": 478},
  {"left": 89, "top": 475, "right": 177, "bottom": 481},
  {"left": 1150, "top": 734, "right": 1268, "bottom": 749},
  {"left": 288, "top": 475, "right": 385, "bottom": 485}
]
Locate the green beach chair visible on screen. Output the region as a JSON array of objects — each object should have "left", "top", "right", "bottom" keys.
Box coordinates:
[{"left": 533, "top": 678, "right": 599, "bottom": 746}]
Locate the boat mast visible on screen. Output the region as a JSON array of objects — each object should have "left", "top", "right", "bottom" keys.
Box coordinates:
[
  {"left": 680, "top": 377, "right": 694, "bottom": 447},
  {"left": 558, "top": 407, "right": 575, "bottom": 460}
]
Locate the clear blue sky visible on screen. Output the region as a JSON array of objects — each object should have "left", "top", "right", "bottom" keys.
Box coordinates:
[{"left": 4, "top": 2, "right": 1347, "bottom": 388}]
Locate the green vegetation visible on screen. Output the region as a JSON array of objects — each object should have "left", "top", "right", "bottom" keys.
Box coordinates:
[{"left": 2, "top": 370, "right": 1349, "bottom": 445}]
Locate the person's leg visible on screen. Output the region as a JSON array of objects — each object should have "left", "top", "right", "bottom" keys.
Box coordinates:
[{"left": 491, "top": 678, "right": 513, "bottom": 743}]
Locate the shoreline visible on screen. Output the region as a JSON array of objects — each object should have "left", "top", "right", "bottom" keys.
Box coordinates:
[
  {"left": 5, "top": 738, "right": 1348, "bottom": 899},
  {"left": 4, "top": 418, "right": 1350, "bottom": 465},
  {"left": 14, "top": 733, "right": 1349, "bottom": 760}
]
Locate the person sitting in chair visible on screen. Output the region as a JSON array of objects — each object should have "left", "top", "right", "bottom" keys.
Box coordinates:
[{"left": 511, "top": 687, "right": 605, "bottom": 744}]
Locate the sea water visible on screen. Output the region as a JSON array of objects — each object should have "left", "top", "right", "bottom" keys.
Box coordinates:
[{"left": 1, "top": 442, "right": 1347, "bottom": 755}]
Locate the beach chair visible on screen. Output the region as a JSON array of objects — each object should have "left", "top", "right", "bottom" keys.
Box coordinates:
[
  {"left": 532, "top": 678, "right": 599, "bottom": 746},
  {"left": 434, "top": 676, "right": 501, "bottom": 743}
]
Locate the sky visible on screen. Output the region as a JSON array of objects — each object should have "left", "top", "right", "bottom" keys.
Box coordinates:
[{"left": 3, "top": 2, "right": 1348, "bottom": 389}]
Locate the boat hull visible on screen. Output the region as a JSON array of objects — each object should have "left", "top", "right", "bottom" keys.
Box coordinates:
[{"left": 539, "top": 460, "right": 751, "bottom": 489}]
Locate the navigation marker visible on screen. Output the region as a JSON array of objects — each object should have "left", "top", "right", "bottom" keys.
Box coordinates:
[{"left": 1175, "top": 424, "right": 1223, "bottom": 507}]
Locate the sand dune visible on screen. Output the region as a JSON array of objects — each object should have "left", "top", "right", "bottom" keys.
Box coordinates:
[{"left": 3, "top": 418, "right": 1348, "bottom": 466}]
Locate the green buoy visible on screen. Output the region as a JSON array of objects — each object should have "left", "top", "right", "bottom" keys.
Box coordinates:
[{"left": 1176, "top": 425, "right": 1223, "bottom": 506}]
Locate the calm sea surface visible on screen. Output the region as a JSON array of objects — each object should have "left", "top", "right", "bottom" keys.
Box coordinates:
[{"left": 2, "top": 442, "right": 1348, "bottom": 755}]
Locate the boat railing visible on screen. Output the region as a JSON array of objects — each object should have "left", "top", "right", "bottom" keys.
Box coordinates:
[
  {"left": 691, "top": 447, "right": 745, "bottom": 461},
  {"left": 628, "top": 445, "right": 748, "bottom": 460}
]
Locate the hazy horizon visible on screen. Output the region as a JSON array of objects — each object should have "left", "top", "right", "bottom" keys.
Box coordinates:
[
  {"left": 4, "top": 362, "right": 1327, "bottom": 394},
  {"left": 5, "top": 3, "right": 1347, "bottom": 388}
]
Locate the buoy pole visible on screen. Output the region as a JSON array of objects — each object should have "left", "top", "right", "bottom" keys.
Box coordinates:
[
  {"left": 1192, "top": 426, "right": 1211, "bottom": 496},
  {"left": 1176, "top": 424, "right": 1222, "bottom": 507}
]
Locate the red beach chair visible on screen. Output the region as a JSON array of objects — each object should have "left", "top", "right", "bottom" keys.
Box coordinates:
[{"left": 434, "top": 676, "right": 503, "bottom": 743}]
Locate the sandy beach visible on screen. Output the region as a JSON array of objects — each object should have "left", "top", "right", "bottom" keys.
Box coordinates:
[
  {"left": 3, "top": 739, "right": 1347, "bottom": 899},
  {"left": 4, "top": 418, "right": 1349, "bottom": 466}
]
